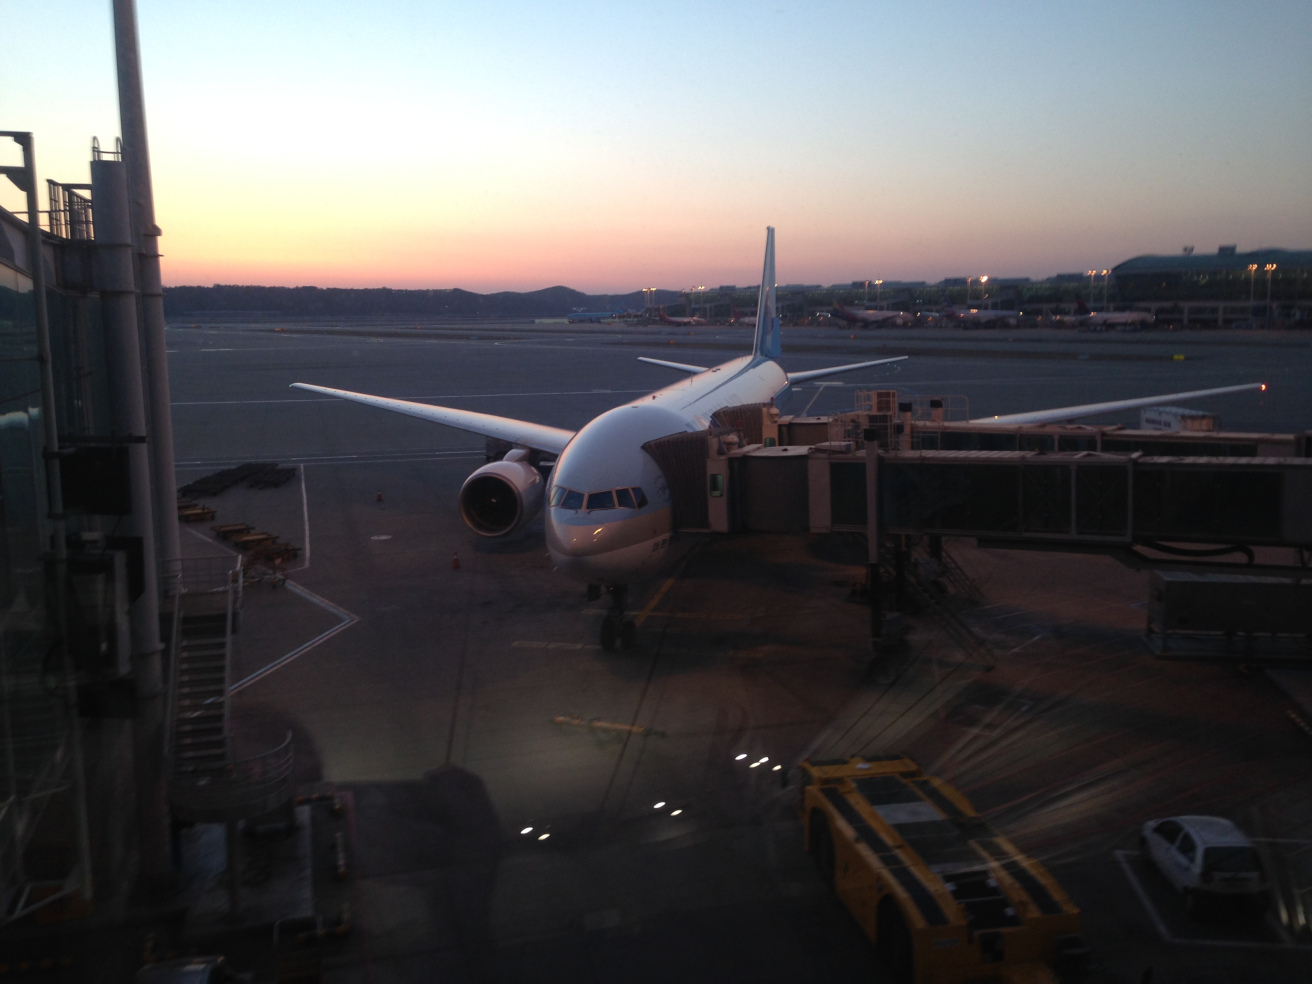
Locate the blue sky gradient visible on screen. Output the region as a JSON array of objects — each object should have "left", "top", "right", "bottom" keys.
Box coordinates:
[{"left": 2, "top": 1, "right": 1309, "bottom": 290}]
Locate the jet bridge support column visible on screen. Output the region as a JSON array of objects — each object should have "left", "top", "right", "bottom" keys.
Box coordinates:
[{"left": 865, "top": 447, "right": 883, "bottom": 649}]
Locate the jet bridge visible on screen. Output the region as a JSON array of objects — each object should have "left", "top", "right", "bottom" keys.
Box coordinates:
[{"left": 649, "top": 402, "right": 1312, "bottom": 653}]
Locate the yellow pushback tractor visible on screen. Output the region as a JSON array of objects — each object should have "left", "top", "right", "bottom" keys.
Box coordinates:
[{"left": 800, "top": 755, "right": 1086, "bottom": 983}]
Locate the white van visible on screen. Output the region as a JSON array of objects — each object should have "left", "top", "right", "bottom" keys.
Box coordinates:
[{"left": 1140, "top": 815, "right": 1267, "bottom": 913}]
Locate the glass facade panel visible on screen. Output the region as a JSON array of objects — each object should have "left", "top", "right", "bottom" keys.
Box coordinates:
[{"left": 0, "top": 268, "right": 47, "bottom": 671}]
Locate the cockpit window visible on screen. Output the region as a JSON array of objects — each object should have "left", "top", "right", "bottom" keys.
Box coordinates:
[
  {"left": 552, "top": 487, "right": 584, "bottom": 510},
  {"left": 553, "top": 486, "right": 647, "bottom": 510}
]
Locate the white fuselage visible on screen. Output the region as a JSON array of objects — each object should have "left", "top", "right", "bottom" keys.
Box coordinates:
[{"left": 545, "top": 355, "right": 787, "bottom": 584}]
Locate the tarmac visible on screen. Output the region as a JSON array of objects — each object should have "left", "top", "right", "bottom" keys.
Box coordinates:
[{"left": 32, "top": 321, "right": 1312, "bottom": 982}]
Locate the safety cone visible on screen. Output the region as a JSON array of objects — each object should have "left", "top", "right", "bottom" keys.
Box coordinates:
[
  {"left": 376, "top": 490, "right": 383, "bottom": 502},
  {"left": 452, "top": 552, "right": 461, "bottom": 570}
]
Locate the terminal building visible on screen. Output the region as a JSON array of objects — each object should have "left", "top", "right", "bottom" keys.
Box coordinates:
[{"left": 1110, "top": 246, "right": 1312, "bottom": 327}]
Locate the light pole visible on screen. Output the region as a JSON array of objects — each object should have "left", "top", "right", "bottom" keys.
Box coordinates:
[
  {"left": 1087, "top": 270, "right": 1097, "bottom": 309},
  {"left": 1247, "top": 263, "right": 1258, "bottom": 310},
  {"left": 1101, "top": 270, "right": 1110, "bottom": 309},
  {"left": 863, "top": 280, "right": 870, "bottom": 305},
  {"left": 875, "top": 279, "right": 884, "bottom": 305},
  {"left": 1264, "top": 263, "right": 1277, "bottom": 329}
]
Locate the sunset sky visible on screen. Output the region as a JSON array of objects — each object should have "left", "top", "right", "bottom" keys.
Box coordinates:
[{"left": 2, "top": 1, "right": 1310, "bottom": 292}]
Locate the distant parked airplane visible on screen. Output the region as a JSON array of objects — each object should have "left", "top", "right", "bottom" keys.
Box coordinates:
[
  {"left": 656, "top": 306, "right": 708, "bottom": 327},
  {"left": 729, "top": 306, "right": 757, "bottom": 327},
  {"left": 566, "top": 309, "right": 625, "bottom": 323},
  {"left": 831, "top": 302, "right": 906, "bottom": 327},
  {"left": 940, "top": 305, "right": 1022, "bottom": 327},
  {"left": 1069, "top": 298, "right": 1155, "bottom": 330}
]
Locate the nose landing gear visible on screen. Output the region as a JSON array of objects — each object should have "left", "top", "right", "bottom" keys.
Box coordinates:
[{"left": 598, "top": 584, "right": 636, "bottom": 651}]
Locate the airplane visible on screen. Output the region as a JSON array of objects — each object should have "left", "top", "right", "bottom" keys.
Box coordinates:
[
  {"left": 940, "top": 304, "right": 1023, "bottom": 327},
  {"left": 566, "top": 308, "right": 625, "bottom": 323},
  {"left": 656, "top": 306, "right": 708, "bottom": 327},
  {"left": 729, "top": 306, "right": 757, "bottom": 327},
  {"left": 291, "top": 227, "right": 1264, "bottom": 651},
  {"left": 1068, "top": 298, "right": 1155, "bottom": 331},
  {"left": 831, "top": 302, "right": 906, "bottom": 327}
]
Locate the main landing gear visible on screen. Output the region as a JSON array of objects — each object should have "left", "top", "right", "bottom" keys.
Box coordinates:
[{"left": 590, "top": 583, "right": 636, "bottom": 651}]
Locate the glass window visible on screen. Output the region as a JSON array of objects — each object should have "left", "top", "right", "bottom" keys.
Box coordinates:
[
  {"left": 1153, "top": 820, "right": 1182, "bottom": 844},
  {"left": 615, "top": 487, "right": 635, "bottom": 508},
  {"left": 1204, "top": 847, "right": 1261, "bottom": 874},
  {"left": 709, "top": 474, "right": 724, "bottom": 497},
  {"left": 560, "top": 489, "right": 584, "bottom": 510},
  {"left": 586, "top": 490, "right": 615, "bottom": 510},
  {"left": 550, "top": 486, "right": 568, "bottom": 507},
  {"left": 633, "top": 487, "right": 648, "bottom": 508}
]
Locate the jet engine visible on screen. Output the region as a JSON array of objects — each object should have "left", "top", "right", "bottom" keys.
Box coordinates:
[{"left": 458, "top": 450, "right": 544, "bottom": 537}]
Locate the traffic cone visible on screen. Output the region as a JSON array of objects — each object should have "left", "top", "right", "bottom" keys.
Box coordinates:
[
  {"left": 452, "top": 552, "right": 461, "bottom": 570},
  {"left": 376, "top": 490, "right": 383, "bottom": 502}
]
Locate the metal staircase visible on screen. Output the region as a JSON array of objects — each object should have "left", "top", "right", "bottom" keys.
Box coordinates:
[
  {"left": 164, "top": 557, "right": 295, "bottom": 829},
  {"left": 169, "top": 605, "right": 232, "bottom": 781}
]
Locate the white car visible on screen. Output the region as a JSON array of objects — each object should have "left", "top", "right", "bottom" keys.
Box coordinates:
[{"left": 1139, "top": 815, "right": 1268, "bottom": 913}]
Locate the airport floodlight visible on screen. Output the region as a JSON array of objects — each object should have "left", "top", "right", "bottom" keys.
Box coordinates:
[
  {"left": 980, "top": 275, "right": 988, "bottom": 284},
  {"left": 1265, "top": 264, "right": 1277, "bottom": 328}
]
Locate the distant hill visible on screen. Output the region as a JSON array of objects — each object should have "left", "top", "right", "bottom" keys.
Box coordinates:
[{"left": 162, "top": 284, "right": 681, "bottom": 320}]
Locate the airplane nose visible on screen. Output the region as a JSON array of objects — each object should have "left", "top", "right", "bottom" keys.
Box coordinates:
[{"left": 545, "top": 513, "right": 615, "bottom": 559}]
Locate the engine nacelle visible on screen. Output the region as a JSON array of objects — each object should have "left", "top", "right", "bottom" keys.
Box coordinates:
[{"left": 458, "top": 452, "right": 544, "bottom": 537}]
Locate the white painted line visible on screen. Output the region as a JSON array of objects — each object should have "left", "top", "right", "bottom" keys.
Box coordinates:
[
  {"left": 186, "top": 526, "right": 238, "bottom": 556},
  {"left": 229, "top": 581, "right": 359, "bottom": 693},
  {"left": 1115, "top": 849, "right": 1176, "bottom": 943},
  {"left": 289, "top": 463, "right": 311, "bottom": 573},
  {"left": 1113, "top": 850, "right": 1306, "bottom": 951}
]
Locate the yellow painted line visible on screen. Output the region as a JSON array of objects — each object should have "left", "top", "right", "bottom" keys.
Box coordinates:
[{"left": 634, "top": 574, "right": 680, "bottom": 628}]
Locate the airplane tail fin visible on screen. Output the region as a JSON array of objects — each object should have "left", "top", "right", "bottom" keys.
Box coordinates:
[{"left": 753, "top": 226, "right": 781, "bottom": 359}]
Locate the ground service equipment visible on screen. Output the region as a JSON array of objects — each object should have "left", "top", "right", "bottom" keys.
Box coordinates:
[{"left": 800, "top": 755, "right": 1085, "bottom": 983}]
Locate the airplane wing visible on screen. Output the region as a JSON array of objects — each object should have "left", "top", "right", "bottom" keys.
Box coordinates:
[
  {"left": 787, "top": 356, "right": 908, "bottom": 385},
  {"left": 637, "top": 356, "right": 709, "bottom": 374},
  {"left": 972, "top": 382, "right": 1265, "bottom": 425},
  {"left": 289, "top": 383, "right": 575, "bottom": 455}
]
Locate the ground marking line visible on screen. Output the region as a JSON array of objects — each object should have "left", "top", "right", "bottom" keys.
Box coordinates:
[
  {"left": 293, "top": 463, "right": 311, "bottom": 572},
  {"left": 634, "top": 574, "right": 680, "bottom": 628},
  {"left": 229, "top": 581, "right": 359, "bottom": 693},
  {"left": 185, "top": 525, "right": 238, "bottom": 556},
  {"left": 1113, "top": 850, "right": 1304, "bottom": 951}
]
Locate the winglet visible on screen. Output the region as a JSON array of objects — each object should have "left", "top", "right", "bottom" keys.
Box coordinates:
[{"left": 753, "top": 227, "right": 781, "bottom": 360}]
